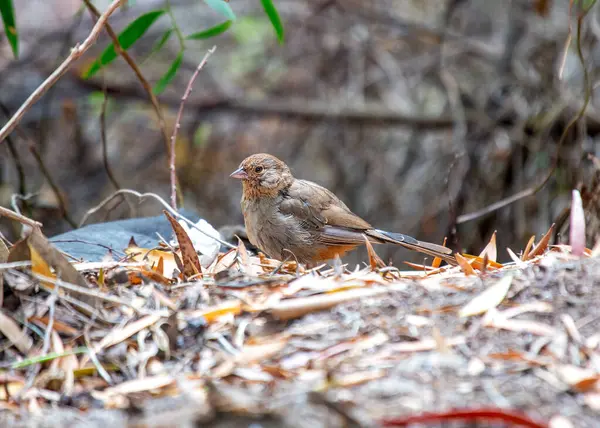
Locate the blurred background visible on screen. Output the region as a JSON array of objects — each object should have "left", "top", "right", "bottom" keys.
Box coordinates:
[{"left": 1, "top": 0, "right": 600, "bottom": 264}]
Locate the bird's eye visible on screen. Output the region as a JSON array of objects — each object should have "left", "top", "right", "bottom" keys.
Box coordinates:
[{"left": 254, "top": 166, "right": 263, "bottom": 173}]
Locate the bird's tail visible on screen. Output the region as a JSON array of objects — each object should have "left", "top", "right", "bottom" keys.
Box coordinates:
[{"left": 366, "top": 229, "right": 457, "bottom": 266}]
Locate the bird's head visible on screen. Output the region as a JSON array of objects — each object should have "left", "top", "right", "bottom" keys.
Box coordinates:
[{"left": 230, "top": 153, "right": 293, "bottom": 197}]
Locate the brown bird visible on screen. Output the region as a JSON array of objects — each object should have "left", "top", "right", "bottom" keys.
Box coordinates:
[{"left": 230, "top": 154, "right": 456, "bottom": 265}]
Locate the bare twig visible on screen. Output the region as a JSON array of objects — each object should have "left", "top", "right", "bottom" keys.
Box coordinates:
[
  {"left": 79, "top": 189, "right": 235, "bottom": 249},
  {"left": 81, "top": 0, "right": 175, "bottom": 186},
  {"left": 100, "top": 81, "right": 121, "bottom": 191},
  {"left": 169, "top": 47, "right": 217, "bottom": 209},
  {"left": 3, "top": 135, "right": 27, "bottom": 199},
  {"left": 0, "top": 0, "right": 124, "bottom": 143},
  {"left": 0, "top": 206, "right": 42, "bottom": 228},
  {"left": 29, "top": 145, "right": 77, "bottom": 228},
  {"left": 457, "top": 2, "right": 595, "bottom": 225}
]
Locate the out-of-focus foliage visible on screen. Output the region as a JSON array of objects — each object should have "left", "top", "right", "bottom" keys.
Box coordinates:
[
  {"left": 0, "top": 0, "right": 17, "bottom": 57},
  {"left": 79, "top": 0, "right": 284, "bottom": 94},
  {"left": 83, "top": 9, "right": 166, "bottom": 78}
]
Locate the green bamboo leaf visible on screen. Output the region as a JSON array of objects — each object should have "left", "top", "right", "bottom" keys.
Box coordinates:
[
  {"left": 204, "top": 0, "right": 236, "bottom": 21},
  {"left": 83, "top": 9, "right": 165, "bottom": 79},
  {"left": 152, "top": 28, "right": 174, "bottom": 54},
  {"left": 260, "top": 0, "right": 284, "bottom": 43},
  {"left": 0, "top": 0, "right": 18, "bottom": 57},
  {"left": 153, "top": 51, "right": 183, "bottom": 95},
  {"left": 186, "top": 20, "right": 232, "bottom": 40},
  {"left": 11, "top": 347, "right": 88, "bottom": 369}
]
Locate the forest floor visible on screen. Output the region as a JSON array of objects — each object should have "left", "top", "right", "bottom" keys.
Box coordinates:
[{"left": 0, "top": 219, "right": 599, "bottom": 428}]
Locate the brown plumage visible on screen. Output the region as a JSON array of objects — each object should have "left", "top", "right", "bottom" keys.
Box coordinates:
[{"left": 230, "top": 153, "right": 456, "bottom": 265}]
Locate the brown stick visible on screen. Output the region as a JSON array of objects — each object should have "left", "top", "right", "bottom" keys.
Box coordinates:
[
  {"left": 0, "top": 206, "right": 42, "bottom": 229},
  {"left": 0, "top": 0, "right": 124, "bottom": 143},
  {"left": 29, "top": 145, "right": 77, "bottom": 228},
  {"left": 169, "top": 47, "right": 216, "bottom": 209},
  {"left": 81, "top": 0, "right": 173, "bottom": 166}
]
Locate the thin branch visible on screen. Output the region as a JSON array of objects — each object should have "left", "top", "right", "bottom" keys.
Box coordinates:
[
  {"left": 0, "top": 0, "right": 124, "bottom": 143},
  {"left": 79, "top": 189, "right": 235, "bottom": 249},
  {"left": 29, "top": 145, "right": 77, "bottom": 228},
  {"left": 170, "top": 47, "right": 216, "bottom": 209},
  {"left": 457, "top": 1, "right": 596, "bottom": 225},
  {"left": 82, "top": 0, "right": 181, "bottom": 204},
  {"left": 100, "top": 81, "right": 121, "bottom": 191},
  {"left": 0, "top": 206, "right": 42, "bottom": 229}
]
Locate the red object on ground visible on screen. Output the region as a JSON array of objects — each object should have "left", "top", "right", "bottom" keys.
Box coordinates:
[{"left": 380, "top": 408, "right": 548, "bottom": 428}]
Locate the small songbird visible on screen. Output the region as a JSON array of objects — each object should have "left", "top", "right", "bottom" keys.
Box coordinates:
[{"left": 230, "top": 154, "right": 456, "bottom": 265}]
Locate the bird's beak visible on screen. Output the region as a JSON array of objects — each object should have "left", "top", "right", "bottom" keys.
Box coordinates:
[{"left": 230, "top": 167, "right": 248, "bottom": 179}]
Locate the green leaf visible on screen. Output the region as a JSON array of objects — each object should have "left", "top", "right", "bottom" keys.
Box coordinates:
[
  {"left": 152, "top": 28, "right": 174, "bottom": 54},
  {"left": 153, "top": 51, "right": 183, "bottom": 95},
  {"left": 204, "top": 0, "right": 236, "bottom": 21},
  {"left": 260, "top": 0, "right": 284, "bottom": 43},
  {"left": 0, "top": 0, "right": 18, "bottom": 57},
  {"left": 186, "top": 20, "right": 232, "bottom": 40},
  {"left": 11, "top": 347, "right": 88, "bottom": 369},
  {"left": 83, "top": 9, "right": 165, "bottom": 79}
]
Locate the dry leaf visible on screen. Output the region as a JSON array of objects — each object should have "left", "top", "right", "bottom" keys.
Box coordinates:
[
  {"left": 163, "top": 211, "right": 201, "bottom": 279},
  {"left": 0, "top": 311, "right": 33, "bottom": 354},
  {"left": 387, "top": 336, "right": 465, "bottom": 353},
  {"left": 570, "top": 190, "right": 585, "bottom": 256},
  {"left": 528, "top": 224, "right": 555, "bottom": 259},
  {"left": 29, "top": 244, "right": 56, "bottom": 289},
  {"left": 268, "top": 287, "right": 392, "bottom": 320},
  {"left": 459, "top": 274, "right": 513, "bottom": 317},
  {"left": 88, "top": 314, "right": 163, "bottom": 360},
  {"left": 484, "top": 309, "right": 557, "bottom": 336},
  {"left": 363, "top": 235, "right": 385, "bottom": 269},
  {"left": 28, "top": 228, "right": 88, "bottom": 289},
  {"left": 549, "top": 415, "right": 574, "bottom": 428},
  {"left": 522, "top": 235, "right": 536, "bottom": 261},
  {"left": 507, "top": 247, "right": 527, "bottom": 267},
  {"left": 431, "top": 237, "right": 448, "bottom": 268},
  {"left": 236, "top": 237, "right": 250, "bottom": 271},
  {"left": 461, "top": 254, "right": 503, "bottom": 270},
  {"left": 479, "top": 231, "right": 497, "bottom": 262},
  {"left": 454, "top": 253, "right": 476, "bottom": 276},
  {"left": 333, "top": 369, "right": 386, "bottom": 387},
  {"left": 554, "top": 364, "right": 600, "bottom": 392}
]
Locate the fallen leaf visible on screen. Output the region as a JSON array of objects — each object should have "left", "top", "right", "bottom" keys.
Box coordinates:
[
  {"left": 387, "top": 336, "right": 465, "bottom": 353},
  {"left": 333, "top": 369, "right": 386, "bottom": 387},
  {"left": 454, "top": 253, "right": 476, "bottom": 276},
  {"left": 549, "top": 415, "right": 574, "bottom": 428},
  {"left": 267, "top": 286, "right": 397, "bottom": 320},
  {"left": 528, "top": 224, "right": 555, "bottom": 259},
  {"left": 29, "top": 244, "right": 56, "bottom": 289},
  {"left": 459, "top": 274, "right": 513, "bottom": 317},
  {"left": 0, "top": 311, "right": 33, "bottom": 354},
  {"left": 364, "top": 235, "right": 385, "bottom": 269},
  {"left": 570, "top": 190, "right": 585, "bottom": 256},
  {"left": 431, "top": 237, "right": 448, "bottom": 268},
  {"left": 163, "top": 211, "right": 201, "bottom": 279},
  {"left": 522, "top": 235, "right": 536, "bottom": 261},
  {"left": 479, "top": 231, "right": 497, "bottom": 262},
  {"left": 554, "top": 364, "right": 599, "bottom": 392}
]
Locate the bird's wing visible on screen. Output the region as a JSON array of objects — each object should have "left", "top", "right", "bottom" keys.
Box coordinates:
[{"left": 279, "top": 179, "right": 371, "bottom": 245}]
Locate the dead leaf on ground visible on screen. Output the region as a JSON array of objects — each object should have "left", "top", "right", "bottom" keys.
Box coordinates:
[
  {"left": 570, "top": 190, "right": 586, "bottom": 257},
  {"left": 0, "top": 311, "right": 33, "bottom": 354},
  {"left": 454, "top": 253, "right": 476, "bottom": 276},
  {"left": 364, "top": 236, "right": 385, "bottom": 269},
  {"left": 479, "top": 231, "right": 497, "bottom": 262},
  {"left": 459, "top": 274, "right": 513, "bottom": 317},
  {"left": 163, "top": 210, "right": 201, "bottom": 279},
  {"left": 526, "top": 224, "right": 555, "bottom": 260}
]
